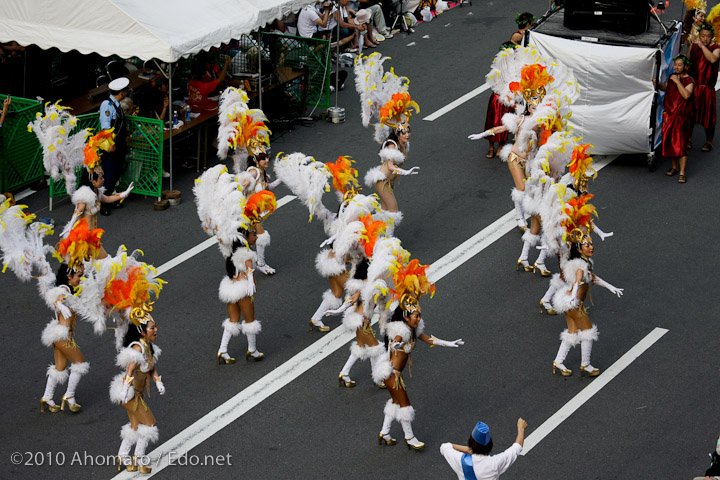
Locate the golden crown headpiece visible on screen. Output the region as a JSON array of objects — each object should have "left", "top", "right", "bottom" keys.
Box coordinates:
[{"left": 130, "top": 301, "right": 154, "bottom": 328}]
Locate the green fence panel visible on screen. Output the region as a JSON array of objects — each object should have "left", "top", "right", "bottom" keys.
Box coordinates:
[
  {"left": 0, "top": 95, "right": 43, "bottom": 193},
  {"left": 261, "top": 33, "right": 332, "bottom": 109},
  {"left": 49, "top": 114, "right": 163, "bottom": 199}
]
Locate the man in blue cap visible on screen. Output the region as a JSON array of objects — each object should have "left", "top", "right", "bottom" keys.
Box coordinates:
[{"left": 440, "top": 417, "right": 527, "bottom": 479}]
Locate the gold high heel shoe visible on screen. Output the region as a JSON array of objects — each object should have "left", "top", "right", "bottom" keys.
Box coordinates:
[
  {"left": 116, "top": 456, "right": 123, "bottom": 472},
  {"left": 126, "top": 456, "right": 138, "bottom": 472},
  {"left": 404, "top": 438, "right": 425, "bottom": 451},
  {"left": 246, "top": 350, "right": 264, "bottom": 361},
  {"left": 540, "top": 300, "right": 557, "bottom": 315},
  {"left": 552, "top": 362, "right": 572, "bottom": 376},
  {"left": 378, "top": 433, "right": 397, "bottom": 446},
  {"left": 516, "top": 259, "right": 532, "bottom": 272},
  {"left": 580, "top": 365, "right": 600, "bottom": 377},
  {"left": 338, "top": 373, "right": 356, "bottom": 388},
  {"left": 217, "top": 352, "right": 236, "bottom": 364},
  {"left": 309, "top": 319, "right": 330, "bottom": 332},
  {"left": 139, "top": 464, "right": 152, "bottom": 474},
  {"left": 60, "top": 395, "right": 82, "bottom": 412},
  {"left": 40, "top": 398, "right": 60, "bottom": 413},
  {"left": 533, "top": 262, "right": 551, "bottom": 276}
]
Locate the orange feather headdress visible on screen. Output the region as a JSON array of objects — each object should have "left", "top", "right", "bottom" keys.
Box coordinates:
[
  {"left": 103, "top": 262, "right": 164, "bottom": 328},
  {"left": 54, "top": 218, "right": 103, "bottom": 270},
  {"left": 568, "top": 144, "right": 597, "bottom": 194},
  {"left": 231, "top": 110, "right": 271, "bottom": 156},
  {"left": 561, "top": 194, "right": 597, "bottom": 244},
  {"left": 244, "top": 190, "right": 277, "bottom": 226},
  {"left": 325, "top": 156, "right": 360, "bottom": 200},
  {"left": 358, "top": 214, "right": 387, "bottom": 258},
  {"left": 83, "top": 129, "right": 115, "bottom": 172},
  {"left": 389, "top": 257, "right": 435, "bottom": 312},
  {"left": 380, "top": 92, "right": 419, "bottom": 131},
  {"left": 509, "top": 64, "right": 554, "bottom": 106}
]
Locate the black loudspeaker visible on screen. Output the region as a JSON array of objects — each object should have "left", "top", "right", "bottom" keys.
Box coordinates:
[{"left": 563, "top": 0, "right": 651, "bottom": 35}]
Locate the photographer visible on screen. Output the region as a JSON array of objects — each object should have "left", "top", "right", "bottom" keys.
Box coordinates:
[{"left": 298, "top": 1, "right": 333, "bottom": 38}]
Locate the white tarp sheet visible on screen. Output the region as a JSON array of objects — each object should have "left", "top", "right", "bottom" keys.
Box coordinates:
[
  {"left": 0, "top": 0, "right": 313, "bottom": 62},
  {"left": 529, "top": 31, "right": 657, "bottom": 154}
]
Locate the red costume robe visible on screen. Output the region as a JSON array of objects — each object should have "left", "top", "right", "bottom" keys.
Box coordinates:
[
  {"left": 484, "top": 93, "right": 513, "bottom": 144},
  {"left": 661, "top": 75, "right": 695, "bottom": 157},
  {"left": 689, "top": 42, "right": 719, "bottom": 129}
]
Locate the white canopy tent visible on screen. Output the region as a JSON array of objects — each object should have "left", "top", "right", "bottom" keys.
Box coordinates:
[
  {"left": 0, "top": 0, "right": 314, "bottom": 191},
  {"left": 0, "top": 0, "right": 312, "bottom": 62}
]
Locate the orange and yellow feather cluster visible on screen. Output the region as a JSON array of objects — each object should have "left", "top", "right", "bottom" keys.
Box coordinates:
[
  {"left": 561, "top": 194, "right": 597, "bottom": 239},
  {"left": 509, "top": 64, "right": 554, "bottom": 95},
  {"left": 83, "top": 129, "right": 115, "bottom": 171},
  {"left": 568, "top": 144, "right": 596, "bottom": 183},
  {"left": 325, "top": 156, "right": 359, "bottom": 194},
  {"left": 358, "top": 214, "right": 387, "bottom": 258},
  {"left": 54, "top": 218, "right": 103, "bottom": 264},
  {"left": 380, "top": 92, "right": 419, "bottom": 128},
  {"left": 244, "top": 190, "right": 277, "bottom": 225},
  {"left": 103, "top": 265, "right": 163, "bottom": 319},
  {"left": 232, "top": 112, "right": 271, "bottom": 153},
  {"left": 389, "top": 257, "right": 435, "bottom": 304}
]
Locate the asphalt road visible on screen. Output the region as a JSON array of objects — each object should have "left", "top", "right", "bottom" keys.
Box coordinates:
[{"left": 1, "top": 1, "right": 718, "bottom": 479}]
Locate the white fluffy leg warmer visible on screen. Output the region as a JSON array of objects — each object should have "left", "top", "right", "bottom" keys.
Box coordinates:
[
  {"left": 553, "top": 330, "right": 578, "bottom": 364},
  {"left": 118, "top": 423, "right": 139, "bottom": 461},
  {"left": 255, "top": 231, "right": 275, "bottom": 274},
  {"left": 397, "top": 405, "right": 417, "bottom": 440},
  {"left": 381, "top": 400, "right": 398, "bottom": 434},
  {"left": 340, "top": 349, "right": 359, "bottom": 377},
  {"left": 520, "top": 232, "right": 540, "bottom": 260},
  {"left": 242, "top": 320, "right": 262, "bottom": 353},
  {"left": 511, "top": 188, "right": 526, "bottom": 221},
  {"left": 369, "top": 347, "right": 393, "bottom": 386},
  {"left": 311, "top": 290, "right": 342, "bottom": 322},
  {"left": 134, "top": 424, "right": 159, "bottom": 466},
  {"left": 42, "top": 365, "right": 68, "bottom": 403},
  {"left": 64, "top": 361, "right": 90, "bottom": 401},
  {"left": 579, "top": 325, "right": 599, "bottom": 367},
  {"left": 220, "top": 319, "right": 242, "bottom": 353}
]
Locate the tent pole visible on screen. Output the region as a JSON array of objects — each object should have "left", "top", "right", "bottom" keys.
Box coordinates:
[
  {"left": 335, "top": 10, "right": 340, "bottom": 107},
  {"left": 258, "top": 31, "right": 263, "bottom": 110},
  {"left": 168, "top": 61, "right": 173, "bottom": 193}
]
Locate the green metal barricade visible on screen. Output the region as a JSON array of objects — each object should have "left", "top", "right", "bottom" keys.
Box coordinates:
[
  {"left": 261, "top": 33, "right": 332, "bottom": 109},
  {"left": 48, "top": 114, "right": 163, "bottom": 204},
  {"left": 0, "top": 95, "right": 43, "bottom": 193}
]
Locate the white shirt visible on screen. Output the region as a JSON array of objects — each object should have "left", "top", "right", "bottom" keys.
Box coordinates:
[
  {"left": 297, "top": 6, "right": 321, "bottom": 37},
  {"left": 318, "top": 5, "right": 339, "bottom": 31},
  {"left": 439, "top": 442, "right": 522, "bottom": 480}
]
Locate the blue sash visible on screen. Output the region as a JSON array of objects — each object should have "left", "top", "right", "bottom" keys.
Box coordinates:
[{"left": 461, "top": 453, "right": 476, "bottom": 480}]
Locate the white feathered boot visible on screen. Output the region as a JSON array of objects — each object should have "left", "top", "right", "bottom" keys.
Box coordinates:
[
  {"left": 218, "top": 318, "right": 242, "bottom": 364},
  {"left": 579, "top": 326, "right": 600, "bottom": 377},
  {"left": 398, "top": 405, "right": 425, "bottom": 451},
  {"left": 552, "top": 330, "right": 578, "bottom": 376},
  {"left": 242, "top": 320, "right": 264, "bottom": 361},
  {"left": 41, "top": 365, "right": 68, "bottom": 413},
  {"left": 62, "top": 361, "right": 89, "bottom": 412},
  {"left": 255, "top": 231, "right": 275, "bottom": 275}
]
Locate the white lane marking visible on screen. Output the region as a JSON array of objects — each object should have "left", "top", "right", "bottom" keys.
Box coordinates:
[
  {"left": 13, "top": 188, "right": 36, "bottom": 201},
  {"left": 114, "top": 157, "right": 620, "bottom": 478},
  {"left": 423, "top": 83, "right": 491, "bottom": 121},
  {"left": 424, "top": 80, "right": 720, "bottom": 124},
  {"left": 154, "top": 195, "right": 296, "bottom": 276},
  {"left": 521, "top": 327, "right": 669, "bottom": 456}
]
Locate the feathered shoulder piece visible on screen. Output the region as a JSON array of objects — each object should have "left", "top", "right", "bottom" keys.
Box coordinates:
[
  {"left": 83, "top": 129, "right": 115, "bottom": 173},
  {"left": 390, "top": 257, "right": 435, "bottom": 312},
  {"left": 194, "top": 164, "right": 251, "bottom": 256},
  {"left": 354, "top": 53, "right": 418, "bottom": 144},
  {"left": 568, "top": 144, "right": 597, "bottom": 194},
  {"left": 245, "top": 190, "right": 277, "bottom": 227},
  {"left": 54, "top": 218, "right": 103, "bottom": 267},
  {"left": 561, "top": 194, "right": 597, "bottom": 244},
  {"left": 0, "top": 195, "right": 55, "bottom": 283},
  {"left": 273, "top": 152, "right": 334, "bottom": 226},
  {"left": 217, "top": 87, "right": 250, "bottom": 160},
  {"left": 28, "top": 101, "right": 91, "bottom": 194}
]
